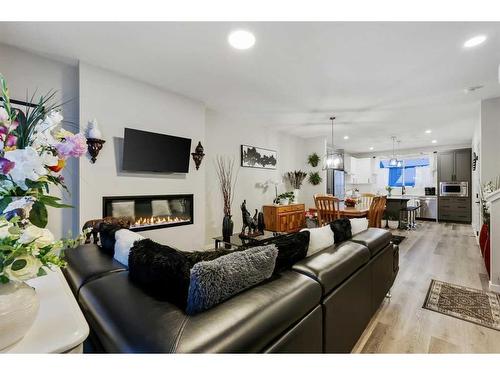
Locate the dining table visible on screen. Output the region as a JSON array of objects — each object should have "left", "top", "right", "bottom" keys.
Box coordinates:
[{"left": 308, "top": 203, "right": 370, "bottom": 219}]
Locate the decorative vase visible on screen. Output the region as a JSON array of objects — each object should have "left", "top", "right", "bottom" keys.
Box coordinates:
[
  {"left": 222, "top": 215, "right": 233, "bottom": 240},
  {"left": 0, "top": 281, "right": 40, "bottom": 350},
  {"left": 388, "top": 220, "right": 399, "bottom": 230},
  {"left": 293, "top": 189, "right": 300, "bottom": 203}
]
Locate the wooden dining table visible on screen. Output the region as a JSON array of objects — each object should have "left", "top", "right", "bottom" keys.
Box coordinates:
[{"left": 308, "top": 203, "right": 370, "bottom": 219}]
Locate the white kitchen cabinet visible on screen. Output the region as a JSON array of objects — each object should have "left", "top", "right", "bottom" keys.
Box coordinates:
[{"left": 349, "top": 157, "right": 372, "bottom": 184}]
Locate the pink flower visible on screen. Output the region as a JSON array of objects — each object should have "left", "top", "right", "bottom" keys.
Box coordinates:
[
  {"left": 0, "top": 156, "right": 15, "bottom": 174},
  {"left": 5, "top": 134, "right": 17, "bottom": 147},
  {"left": 55, "top": 133, "right": 88, "bottom": 159}
]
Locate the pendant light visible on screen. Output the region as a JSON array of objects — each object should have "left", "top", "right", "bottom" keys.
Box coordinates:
[
  {"left": 396, "top": 140, "right": 403, "bottom": 168},
  {"left": 323, "top": 116, "right": 344, "bottom": 170},
  {"left": 388, "top": 136, "right": 398, "bottom": 167}
]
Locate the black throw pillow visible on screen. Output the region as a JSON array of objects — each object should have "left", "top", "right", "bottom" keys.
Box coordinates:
[
  {"left": 330, "top": 218, "right": 352, "bottom": 243},
  {"left": 128, "top": 239, "right": 234, "bottom": 309},
  {"left": 268, "top": 231, "right": 310, "bottom": 273},
  {"left": 98, "top": 223, "right": 123, "bottom": 255}
]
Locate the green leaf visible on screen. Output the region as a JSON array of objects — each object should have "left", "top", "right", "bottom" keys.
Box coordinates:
[
  {"left": 37, "top": 267, "right": 47, "bottom": 277},
  {"left": 0, "top": 244, "right": 15, "bottom": 251},
  {"left": 0, "top": 196, "right": 12, "bottom": 214},
  {"left": 11, "top": 258, "right": 27, "bottom": 271},
  {"left": 39, "top": 195, "right": 72, "bottom": 209},
  {"left": 0, "top": 275, "right": 9, "bottom": 284},
  {"left": 29, "top": 201, "right": 48, "bottom": 228}
]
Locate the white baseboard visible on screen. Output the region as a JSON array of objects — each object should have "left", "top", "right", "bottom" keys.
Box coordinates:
[{"left": 489, "top": 281, "right": 500, "bottom": 293}]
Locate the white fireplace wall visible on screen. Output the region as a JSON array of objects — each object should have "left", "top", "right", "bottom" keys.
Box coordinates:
[{"left": 79, "top": 62, "right": 206, "bottom": 250}]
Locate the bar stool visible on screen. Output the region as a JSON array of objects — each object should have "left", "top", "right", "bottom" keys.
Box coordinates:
[{"left": 400, "top": 199, "right": 421, "bottom": 230}]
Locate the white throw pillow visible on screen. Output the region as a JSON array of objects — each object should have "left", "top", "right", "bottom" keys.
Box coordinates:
[
  {"left": 350, "top": 218, "right": 369, "bottom": 235},
  {"left": 300, "top": 225, "right": 335, "bottom": 257},
  {"left": 114, "top": 229, "right": 145, "bottom": 266}
]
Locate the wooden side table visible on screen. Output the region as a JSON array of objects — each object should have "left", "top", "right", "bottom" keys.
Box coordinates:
[
  {"left": 2, "top": 269, "right": 89, "bottom": 353},
  {"left": 263, "top": 204, "right": 306, "bottom": 233}
]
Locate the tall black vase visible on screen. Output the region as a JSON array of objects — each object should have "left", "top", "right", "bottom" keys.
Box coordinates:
[{"left": 222, "top": 214, "right": 233, "bottom": 240}]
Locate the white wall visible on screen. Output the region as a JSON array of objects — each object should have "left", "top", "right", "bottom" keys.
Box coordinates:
[
  {"left": 204, "top": 110, "right": 306, "bottom": 245},
  {"left": 472, "top": 107, "right": 482, "bottom": 235},
  {"left": 79, "top": 62, "right": 206, "bottom": 250},
  {"left": 0, "top": 43, "right": 79, "bottom": 238},
  {"left": 480, "top": 97, "right": 500, "bottom": 184}
]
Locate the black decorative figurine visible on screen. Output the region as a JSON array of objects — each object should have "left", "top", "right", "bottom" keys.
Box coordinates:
[{"left": 239, "top": 200, "right": 258, "bottom": 238}]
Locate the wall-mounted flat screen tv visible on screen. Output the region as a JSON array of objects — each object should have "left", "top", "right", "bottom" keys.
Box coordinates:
[{"left": 122, "top": 128, "right": 192, "bottom": 173}]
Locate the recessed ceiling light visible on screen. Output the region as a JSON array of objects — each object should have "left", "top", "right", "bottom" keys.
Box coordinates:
[
  {"left": 425, "top": 129, "right": 432, "bottom": 134},
  {"left": 343, "top": 136, "right": 349, "bottom": 140},
  {"left": 369, "top": 147, "right": 374, "bottom": 151},
  {"left": 228, "top": 30, "right": 255, "bottom": 50},
  {"left": 463, "top": 35, "right": 487, "bottom": 48},
  {"left": 431, "top": 140, "right": 437, "bottom": 144}
]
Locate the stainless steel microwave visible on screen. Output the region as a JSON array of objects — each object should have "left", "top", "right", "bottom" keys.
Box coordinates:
[{"left": 439, "top": 181, "right": 468, "bottom": 197}]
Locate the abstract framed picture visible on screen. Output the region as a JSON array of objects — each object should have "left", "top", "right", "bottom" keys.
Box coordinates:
[{"left": 240, "top": 144, "right": 277, "bottom": 170}]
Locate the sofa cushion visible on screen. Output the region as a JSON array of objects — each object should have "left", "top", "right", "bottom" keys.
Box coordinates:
[
  {"left": 77, "top": 270, "right": 322, "bottom": 353},
  {"left": 269, "top": 231, "right": 310, "bottom": 273},
  {"left": 292, "top": 241, "right": 370, "bottom": 296},
  {"left": 113, "top": 229, "right": 145, "bottom": 266},
  {"left": 63, "top": 244, "right": 127, "bottom": 294},
  {"left": 350, "top": 228, "right": 392, "bottom": 257},
  {"left": 330, "top": 218, "right": 352, "bottom": 243},
  {"left": 186, "top": 245, "right": 278, "bottom": 315},
  {"left": 300, "top": 225, "right": 334, "bottom": 256},
  {"left": 349, "top": 218, "right": 369, "bottom": 235}
]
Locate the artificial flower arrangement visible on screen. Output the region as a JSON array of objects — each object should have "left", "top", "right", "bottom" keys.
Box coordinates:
[
  {"left": 344, "top": 197, "right": 357, "bottom": 207},
  {"left": 0, "top": 74, "right": 87, "bottom": 283}
]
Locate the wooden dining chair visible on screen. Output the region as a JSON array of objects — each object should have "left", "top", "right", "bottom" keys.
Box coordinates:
[
  {"left": 314, "top": 195, "right": 340, "bottom": 226},
  {"left": 359, "top": 193, "right": 376, "bottom": 208},
  {"left": 368, "top": 196, "right": 387, "bottom": 228}
]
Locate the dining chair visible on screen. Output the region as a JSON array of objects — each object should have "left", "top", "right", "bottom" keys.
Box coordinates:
[
  {"left": 314, "top": 195, "right": 340, "bottom": 226},
  {"left": 368, "top": 196, "right": 387, "bottom": 228},
  {"left": 359, "top": 193, "right": 376, "bottom": 208}
]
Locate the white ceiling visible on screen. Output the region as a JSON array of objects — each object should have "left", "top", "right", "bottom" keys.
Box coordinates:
[{"left": 1, "top": 22, "right": 499, "bottom": 153}]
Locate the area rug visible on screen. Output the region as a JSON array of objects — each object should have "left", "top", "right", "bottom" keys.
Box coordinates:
[
  {"left": 423, "top": 279, "right": 500, "bottom": 331},
  {"left": 391, "top": 235, "right": 406, "bottom": 245}
]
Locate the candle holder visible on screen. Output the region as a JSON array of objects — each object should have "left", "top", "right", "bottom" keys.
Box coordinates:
[
  {"left": 191, "top": 141, "right": 205, "bottom": 170},
  {"left": 86, "top": 138, "right": 106, "bottom": 164}
]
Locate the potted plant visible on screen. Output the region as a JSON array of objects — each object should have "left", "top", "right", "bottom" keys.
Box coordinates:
[
  {"left": 277, "top": 191, "right": 295, "bottom": 205},
  {"left": 387, "top": 214, "right": 399, "bottom": 230},
  {"left": 381, "top": 212, "right": 388, "bottom": 228},
  {"left": 308, "top": 171, "right": 322, "bottom": 186},
  {"left": 0, "top": 74, "right": 87, "bottom": 350},
  {"left": 285, "top": 170, "right": 307, "bottom": 203},
  {"left": 385, "top": 186, "right": 393, "bottom": 197},
  {"left": 307, "top": 153, "right": 320, "bottom": 168},
  {"left": 344, "top": 198, "right": 357, "bottom": 207}
]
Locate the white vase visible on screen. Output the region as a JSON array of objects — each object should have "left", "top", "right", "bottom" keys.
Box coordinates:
[
  {"left": 0, "top": 281, "right": 40, "bottom": 350},
  {"left": 293, "top": 189, "right": 300, "bottom": 203},
  {"left": 388, "top": 220, "right": 399, "bottom": 230}
]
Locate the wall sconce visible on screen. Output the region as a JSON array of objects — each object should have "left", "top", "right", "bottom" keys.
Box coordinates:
[
  {"left": 191, "top": 141, "right": 205, "bottom": 170},
  {"left": 85, "top": 119, "right": 105, "bottom": 163}
]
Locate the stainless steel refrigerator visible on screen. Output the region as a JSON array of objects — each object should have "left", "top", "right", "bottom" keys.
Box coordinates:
[{"left": 327, "top": 169, "right": 345, "bottom": 198}]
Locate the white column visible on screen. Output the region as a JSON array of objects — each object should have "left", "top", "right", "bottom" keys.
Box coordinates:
[{"left": 486, "top": 189, "right": 500, "bottom": 292}]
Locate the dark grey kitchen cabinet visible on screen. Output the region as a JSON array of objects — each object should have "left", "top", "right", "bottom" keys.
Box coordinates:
[
  {"left": 438, "top": 148, "right": 471, "bottom": 182},
  {"left": 454, "top": 149, "right": 471, "bottom": 182}
]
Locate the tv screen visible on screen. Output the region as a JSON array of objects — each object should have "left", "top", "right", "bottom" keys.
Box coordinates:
[{"left": 122, "top": 128, "right": 192, "bottom": 173}]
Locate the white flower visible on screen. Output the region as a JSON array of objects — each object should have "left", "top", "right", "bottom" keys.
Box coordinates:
[
  {"left": 40, "top": 150, "right": 58, "bottom": 167},
  {"left": 0, "top": 107, "right": 8, "bottom": 123},
  {"left": 19, "top": 225, "right": 55, "bottom": 248},
  {"left": 3, "top": 197, "right": 35, "bottom": 215},
  {"left": 4, "top": 255, "right": 43, "bottom": 281},
  {"left": 4, "top": 147, "right": 48, "bottom": 190}
]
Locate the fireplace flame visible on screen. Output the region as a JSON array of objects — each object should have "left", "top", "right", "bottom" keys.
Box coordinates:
[{"left": 131, "top": 215, "right": 190, "bottom": 228}]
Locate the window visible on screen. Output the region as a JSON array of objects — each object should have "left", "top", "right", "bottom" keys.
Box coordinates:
[{"left": 388, "top": 167, "right": 416, "bottom": 187}]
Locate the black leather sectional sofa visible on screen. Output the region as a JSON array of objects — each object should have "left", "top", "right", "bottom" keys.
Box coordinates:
[{"left": 63, "top": 227, "right": 398, "bottom": 353}]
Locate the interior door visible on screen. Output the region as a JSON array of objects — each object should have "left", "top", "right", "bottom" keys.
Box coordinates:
[{"left": 438, "top": 151, "right": 455, "bottom": 182}]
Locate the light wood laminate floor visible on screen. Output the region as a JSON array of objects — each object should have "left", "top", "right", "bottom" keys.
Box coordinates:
[{"left": 352, "top": 221, "right": 500, "bottom": 353}]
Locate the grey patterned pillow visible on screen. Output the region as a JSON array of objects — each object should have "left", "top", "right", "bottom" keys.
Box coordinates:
[{"left": 186, "top": 245, "right": 278, "bottom": 315}]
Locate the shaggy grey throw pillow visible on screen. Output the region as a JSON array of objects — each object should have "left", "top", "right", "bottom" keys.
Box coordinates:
[{"left": 186, "top": 245, "right": 278, "bottom": 315}]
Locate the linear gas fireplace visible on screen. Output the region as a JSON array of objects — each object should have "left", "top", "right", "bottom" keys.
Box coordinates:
[{"left": 102, "top": 194, "right": 193, "bottom": 232}]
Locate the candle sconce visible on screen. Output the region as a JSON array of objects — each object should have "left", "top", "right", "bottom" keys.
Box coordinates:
[
  {"left": 87, "top": 138, "right": 106, "bottom": 163},
  {"left": 191, "top": 141, "right": 205, "bottom": 170}
]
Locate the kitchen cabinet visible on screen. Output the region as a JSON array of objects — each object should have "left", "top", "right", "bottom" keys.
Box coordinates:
[
  {"left": 438, "top": 149, "right": 471, "bottom": 182},
  {"left": 347, "top": 157, "right": 372, "bottom": 184},
  {"left": 263, "top": 204, "right": 305, "bottom": 233}
]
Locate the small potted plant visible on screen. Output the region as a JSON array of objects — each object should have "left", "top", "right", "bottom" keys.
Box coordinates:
[
  {"left": 307, "top": 153, "right": 320, "bottom": 168},
  {"left": 308, "top": 171, "right": 322, "bottom": 186},
  {"left": 385, "top": 186, "right": 393, "bottom": 197},
  {"left": 387, "top": 214, "right": 399, "bottom": 230},
  {"left": 285, "top": 170, "right": 307, "bottom": 203},
  {"left": 277, "top": 192, "right": 295, "bottom": 205}
]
